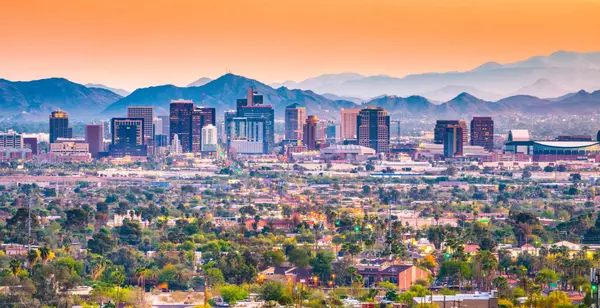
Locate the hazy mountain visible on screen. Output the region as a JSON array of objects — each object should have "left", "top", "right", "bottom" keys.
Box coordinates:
[
  {"left": 366, "top": 95, "right": 435, "bottom": 115},
  {"left": 187, "top": 77, "right": 212, "bottom": 87},
  {"left": 284, "top": 51, "right": 600, "bottom": 99},
  {"left": 420, "top": 85, "right": 501, "bottom": 102},
  {"left": 85, "top": 83, "right": 131, "bottom": 97},
  {"left": 514, "top": 78, "right": 567, "bottom": 98},
  {"left": 103, "top": 74, "right": 358, "bottom": 119},
  {"left": 271, "top": 73, "right": 366, "bottom": 94},
  {"left": 0, "top": 78, "right": 122, "bottom": 120},
  {"left": 320, "top": 93, "right": 364, "bottom": 104}
]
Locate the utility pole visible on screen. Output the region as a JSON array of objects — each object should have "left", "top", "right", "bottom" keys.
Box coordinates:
[{"left": 28, "top": 194, "right": 32, "bottom": 252}]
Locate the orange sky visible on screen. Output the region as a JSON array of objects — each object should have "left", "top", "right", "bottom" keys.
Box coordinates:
[{"left": 1, "top": 0, "right": 599, "bottom": 90}]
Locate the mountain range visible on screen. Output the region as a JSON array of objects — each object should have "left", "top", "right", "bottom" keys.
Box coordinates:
[
  {"left": 85, "top": 83, "right": 131, "bottom": 97},
  {"left": 273, "top": 51, "right": 600, "bottom": 101}
]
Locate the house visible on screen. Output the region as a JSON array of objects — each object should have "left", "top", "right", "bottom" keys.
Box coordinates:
[
  {"left": 356, "top": 264, "right": 430, "bottom": 290},
  {"left": 259, "top": 266, "right": 313, "bottom": 284},
  {"left": 413, "top": 293, "right": 498, "bottom": 308}
]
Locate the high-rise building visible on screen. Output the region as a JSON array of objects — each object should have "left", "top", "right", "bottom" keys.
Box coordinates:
[
  {"left": 236, "top": 87, "right": 264, "bottom": 108},
  {"left": 303, "top": 115, "right": 319, "bottom": 150},
  {"left": 201, "top": 124, "right": 218, "bottom": 152},
  {"left": 434, "top": 120, "right": 468, "bottom": 146},
  {"left": 235, "top": 89, "right": 274, "bottom": 153},
  {"left": 85, "top": 123, "right": 104, "bottom": 158},
  {"left": 127, "top": 106, "right": 154, "bottom": 143},
  {"left": 169, "top": 100, "right": 194, "bottom": 153},
  {"left": 158, "top": 115, "right": 170, "bottom": 142},
  {"left": 0, "top": 130, "right": 23, "bottom": 148},
  {"left": 49, "top": 111, "right": 73, "bottom": 143},
  {"left": 285, "top": 103, "right": 306, "bottom": 141},
  {"left": 192, "top": 107, "right": 216, "bottom": 153},
  {"left": 357, "top": 107, "right": 390, "bottom": 154},
  {"left": 153, "top": 117, "right": 163, "bottom": 136},
  {"left": 444, "top": 125, "right": 464, "bottom": 158},
  {"left": 470, "top": 117, "right": 494, "bottom": 152},
  {"left": 341, "top": 108, "right": 362, "bottom": 140},
  {"left": 224, "top": 110, "right": 238, "bottom": 149},
  {"left": 23, "top": 138, "right": 37, "bottom": 155},
  {"left": 228, "top": 117, "right": 266, "bottom": 154},
  {"left": 171, "top": 134, "right": 182, "bottom": 154},
  {"left": 109, "top": 118, "right": 147, "bottom": 157}
]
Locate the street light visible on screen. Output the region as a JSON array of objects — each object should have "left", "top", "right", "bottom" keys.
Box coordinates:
[{"left": 312, "top": 276, "right": 318, "bottom": 288}]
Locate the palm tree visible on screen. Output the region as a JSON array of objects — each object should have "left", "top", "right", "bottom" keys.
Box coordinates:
[
  {"left": 9, "top": 259, "right": 21, "bottom": 277},
  {"left": 27, "top": 249, "right": 40, "bottom": 267},
  {"left": 38, "top": 246, "right": 53, "bottom": 264}
]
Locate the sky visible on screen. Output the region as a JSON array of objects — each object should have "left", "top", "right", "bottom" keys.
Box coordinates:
[{"left": 1, "top": 0, "right": 600, "bottom": 91}]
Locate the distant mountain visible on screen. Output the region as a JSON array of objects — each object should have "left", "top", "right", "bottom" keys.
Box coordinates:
[
  {"left": 103, "top": 74, "right": 358, "bottom": 119},
  {"left": 187, "top": 77, "right": 212, "bottom": 87},
  {"left": 320, "top": 93, "right": 364, "bottom": 104},
  {"left": 360, "top": 89, "right": 600, "bottom": 117},
  {"left": 420, "top": 85, "right": 501, "bottom": 102},
  {"left": 85, "top": 83, "right": 131, "bottom": 97},
  {"left": 0, "top": 78, "right": 122, "bottom": 120},
  {"left": 284, "top": 51, "right": 600, "bottom": 99},
  {"left": 514, "top": 78, "right": 566, "bottom": 98},
  {"left": 271, "top": 73, "right": 366, "bottom": 94}
]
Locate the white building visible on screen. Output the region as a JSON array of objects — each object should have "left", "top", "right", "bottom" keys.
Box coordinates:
[
  {"left": 0, "top": 130, "right": 23, "bottom": 148},
  {"left": 201, "top": 124, "right": 217, "bottom": 152},
  {"left": 171, "top": 134, "right": 182, "bottom": 154}
]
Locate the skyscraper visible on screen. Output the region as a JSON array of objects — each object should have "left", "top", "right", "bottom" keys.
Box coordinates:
[
  {"left": 192, "top": 107, "right": 216, "bottom": 153},
  {"left": 285, "top": 103, "right": 306, "bottom": 141},
  {"left": 85, "top": 123, "right": 104, "bottom": 158},
  {"left": 470, "top": 117, "right": 494, "bottom": 152},
  {"left": 0, "top": 130, "right": 23, "bottom": 148},
  {"left": 235, "top": 89, "right": 274, "bottom": 153},
  {"left": 109, "top": 118, "right": 147, "bottom": 157},
  {"left": 201, "top": 124, "right": 218, "bottom": 152},
  {"left": 169, "top": 100, "right": 194, "bottom": 153},
  {"left": 303, "top": 115, "right": 319, "bottom": 150},
  {"left": 434, "top": 120, "right": 468, "bottom": 146},
  {"left": 158, "top": 115, "right": 170, "bottom": 142},
  {"left": 49, "top": 110, "right": 73, "bottom": 143},
  {"left": 357, "top": 107, "right": 390, "bottom": 154},
  {"left": 127, "top": 106, "right": 154, "bottom": 143},
  {"left": 341, "top": 108, "right": 361, "bottom": 140},
  {"left": 444, "top": 125, "right": 464, "bottom": 158}
]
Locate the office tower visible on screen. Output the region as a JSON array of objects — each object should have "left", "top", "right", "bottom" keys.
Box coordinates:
[
  {"left": 85, "top": 123, "right": 104, "bottom": 158},
  {"left": 171, "top": 134, "right": 182, "bottom": 154},
  {"left": 303, "top": 115, "right": 319, "bottom": 150},
  {"left": 0, "top": 130, "right": 23, "bottom": 148},
  {"left": 109, "top": 118, "right": 147, "bottom": 157},
  {"left": 224, "top": 110, "right": 238, "bottom": 150},
  {"left": 285, "top": 103, "right": 306, "bottom": 141},
  {"left": 23, "top": 137, "right": 38, "bottom": 155},
  {"left": 127, "top": 106, "right": 154, "bottom": 144},
  {"left": 236, "top": 89, "right": 274, "bottom": 153},
  {"left": 470, "top": 117, "right": 494, "bottom": 152},
  {"left": 341, "top": 108, "right": 362, "bottom": 140},
  {"left": 49, "top": 110, "right": 73, "bottom": 143},
  {"left": 444, "top": 125, "right": 464, "bottom": 158},
  {"left": 434, "top": 120, "right": 468, "bottom": 146},
  {"left": 357, "top": 107, "right": 390, "bottom": 154},
  {"left": 158, "top": 115, "right": 170, "bottom": 141},
  {"left": 154, "top": 135, "right": 168, "bottom": 148},
  {"left": 201, "top": 124, "right": 218, "bottom": 152},
  {"left": 170, "top": 100, "right": 194, "bottom": 153},
  {"left": 153, "top": 118, "right": 163, "bottom": 136},
  {"left": 228, "top": 117, "right": 266, "bottom": 154},
  {"left": 192, "top": 107, "right": 216, "bottom": 153}
]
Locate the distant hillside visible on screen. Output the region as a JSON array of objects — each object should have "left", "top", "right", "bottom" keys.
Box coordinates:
[
  {"left": 103, "top": 74, "right": 358, "bottom": 119},
  {"left": 85, "top": 83, "right": 131, "bottom": 97},
  {"left": 0, "top": 78, "right": 122, "bottom": 120},
  {"left": 280, "top": 51, "right": 600, "bottom": 99},
  {"left": 187, "top": 77, "right": 212, "bottom": 87}
]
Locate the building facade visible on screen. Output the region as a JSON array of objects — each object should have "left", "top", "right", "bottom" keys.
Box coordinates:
[
  {"left": 109, "top": 118, "right": 147, "bottom": 157},
  {"left": 444, "top": 125, "right": 464, "bottom": 158},
  {"left": 85, "top": 124, "right": 104, "bottom": 158},
  {"left": 0, "top": 130, "right": 23, "bottom": 148},
  {"left": 169, "top": 100, "right": 194, "bottom": 153},
  {"left": 434, "top": 120, "right": 468, "bottom": 146},
  {"left": 341, "top": 108, "right": 361, "bottom": 140},
  {"left": 201, "top": 124, "right": 218, "bottom": 152},
  {"left": 357, "top": 107, "right": 390, "bottom": 154},
  {"left": 285, "top": 103, "right": 306, "bottom": 141},
  {"left": 192, "top": 107, "right": 216, "bottom": 153},
  {"left": 470, "top": 117, "right": 494, "bottom": 152},
  {"left": 127, "top": 106, "right": 154, "bottom": 144},
  {"left": 49, "top": 111, "right": 72, "bottom": 143},
  {"left": 303, "top": 115, "right": 319, "bottom": 150}
]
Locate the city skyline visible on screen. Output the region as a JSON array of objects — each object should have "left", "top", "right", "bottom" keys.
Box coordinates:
[{"left": 1, "top": 0, "right": 600, "bottom": 90}]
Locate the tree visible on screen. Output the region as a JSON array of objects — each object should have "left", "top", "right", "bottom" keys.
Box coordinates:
[
  {"left": 288, "top": 247, "right": 312, "bottom": 268},
  {"left": 220, "top": 284, "right": 248, "bottom": 305},
  {"left": 535, "top": 268, "right": 558, "bottom": 291},
  {"left": 38, "top": 246, "right": 54, "bottom": 264},
  {"left": 259, "top": 280, "right": 285, "bottom": 302},
  {"left": 88, "top": 227, "right": 116, "bottom": 254},
  {"left": 310, "top": 251, "right": 334, "bottom": 282},
  {"left": 63, "top": 208, "right": 90, "bottom": 232},
  {"left": 263, "top": 250, "right": 286, "bottom": 267},
  {"left": 205, "top": 268, "right": 225, "bottom": 286},
  {"left": 544, "top": 290, "right": 571, "bottom": 307},
  {"left": 117, "top": 219, "right": 142, "bottom": 245},
  {"left": 9, "top": 260, "right": 21, "bottom": 277},
  {"left": 522, "top": 170, "right": 532, "bottom": 179}
]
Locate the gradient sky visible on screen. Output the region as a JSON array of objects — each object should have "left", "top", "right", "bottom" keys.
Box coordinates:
[{"left": 1, "top": 0, "right": 600, "bottom": 90}]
